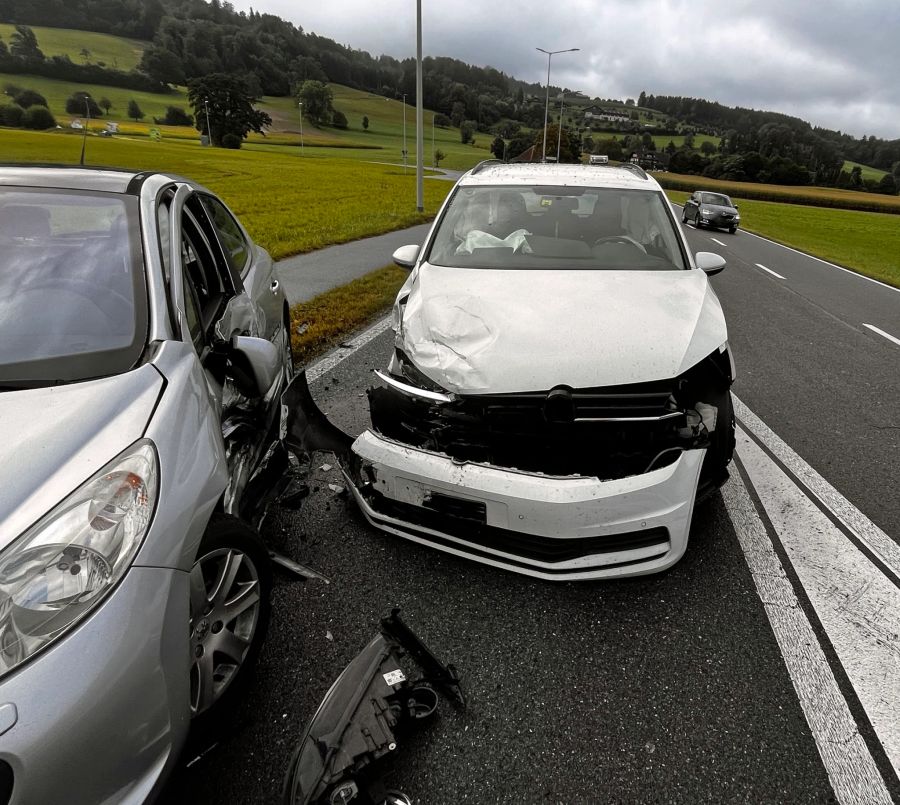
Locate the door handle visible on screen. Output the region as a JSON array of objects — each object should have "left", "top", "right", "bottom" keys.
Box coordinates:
[{"left": 270, "top": 280, "right": 280, "bottom": 294}]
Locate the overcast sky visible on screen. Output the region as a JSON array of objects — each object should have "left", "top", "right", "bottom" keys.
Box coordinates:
[{"left": 233, "top": 0, "right": 900, "bottom": 139}]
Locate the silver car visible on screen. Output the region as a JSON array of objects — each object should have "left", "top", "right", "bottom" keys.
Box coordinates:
[{"left": 0, "top": 166, "right": 294, "bottom": 804}]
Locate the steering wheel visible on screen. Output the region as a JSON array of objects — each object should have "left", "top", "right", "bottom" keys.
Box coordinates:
[{"left": 592, "top": 235, "right": 647, "bottom": 253}]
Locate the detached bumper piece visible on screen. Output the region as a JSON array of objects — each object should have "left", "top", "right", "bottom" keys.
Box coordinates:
[
  {"left": 348, "top": 430, "right": 705, "bottom": 581},
  {"left": 283, "top": 610, "right": 464, "bottom": 805}
]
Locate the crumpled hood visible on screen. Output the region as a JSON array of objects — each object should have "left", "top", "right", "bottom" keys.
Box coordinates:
[
  {"left": 0, "top": 365, "right": 163, "bottom": 549},
  {"left": 400, "top": 264, "right": 727, "bottom": 394}
]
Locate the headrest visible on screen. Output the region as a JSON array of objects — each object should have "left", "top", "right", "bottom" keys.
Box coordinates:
[{"left": 0, "top": 205, "right": 51, "bottom": 239}]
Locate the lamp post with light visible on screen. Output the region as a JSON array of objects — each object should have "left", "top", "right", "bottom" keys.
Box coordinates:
[
  {"left": 297, "top": 101, "right": 304, "bottom": 154},
  {"left": 536, "top": 47, "right": 579, "bottom": 163}
]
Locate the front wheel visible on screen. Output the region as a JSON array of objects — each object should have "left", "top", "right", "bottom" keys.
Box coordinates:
[
  {"left": 729, "top": 226, "right": 737, "bottom": 234},
  {"left": 682, "top": 209, "right": 689, "bottom": 223},
  {"left": 694, "top": 213, "right": 702, "bottom": 228},
  {"left": 189, "top": 514, "right": 271, "bottom": 721}
]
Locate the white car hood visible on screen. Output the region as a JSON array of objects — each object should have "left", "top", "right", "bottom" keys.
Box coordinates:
[
  {"left": 400, "top": 264, "right": 727, "bottom": 394},
  {"left": 0, "top": 365, "right": 163, "bottom": 549}
]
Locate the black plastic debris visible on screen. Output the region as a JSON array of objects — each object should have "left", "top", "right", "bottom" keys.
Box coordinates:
[{"left": 282, "top": 609, "right": 464, "bottom": 805}]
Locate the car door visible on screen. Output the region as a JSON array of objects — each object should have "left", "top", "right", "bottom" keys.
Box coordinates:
[{"left": 199, "top": 193, "right": 285, "bottom": 351}]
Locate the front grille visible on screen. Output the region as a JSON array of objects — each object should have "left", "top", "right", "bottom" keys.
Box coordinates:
[
  {"left": 370, "top": 491, "right": 670, "bottom": 564},
  {"left": 369, "top": 379, "right": 696, "bottom": 479}
]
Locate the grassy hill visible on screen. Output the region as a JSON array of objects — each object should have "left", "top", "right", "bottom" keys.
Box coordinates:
[
  {"left": 842, "top": 160, "right": 888, "bottom": 182},
  {"left": 0, "top": 24, "right": 147, "bottom": 71}
]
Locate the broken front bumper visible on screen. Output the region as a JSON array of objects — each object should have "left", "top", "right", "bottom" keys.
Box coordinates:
[{"left": 347, "top": 430, "right": 705, "bottom": 581}]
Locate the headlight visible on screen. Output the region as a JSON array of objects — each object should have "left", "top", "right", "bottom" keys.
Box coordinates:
[
  {"left": 701, "top": 208, "right": 713, "bottom": 215},
  {"left": 734, "top": 214, "right": 740, "bottom": 220},
  {"left": 0, "top": 440, "right": 158, "bottom": 679}
]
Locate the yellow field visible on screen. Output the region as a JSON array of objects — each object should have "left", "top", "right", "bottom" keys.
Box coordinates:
[{"left": 0, "top": 128, "right": 452, "bottom": 259}]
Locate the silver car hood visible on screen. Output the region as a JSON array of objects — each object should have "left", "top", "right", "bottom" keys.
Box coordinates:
[
  {"left": 400, "top": 264, "right": 727, "bottom": 394},
  {"left": 0, "top": 365, "right": 163, "bottom": 550}
]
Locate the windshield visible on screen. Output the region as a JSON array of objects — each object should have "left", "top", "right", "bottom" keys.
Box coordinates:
[
  {"left": 0, "top": 188, "right": 147, "bottom": 387},
  {"left": 427, "top": 185, "right": 687, "bottom": 270},
  {"left": 700, "top": 192, "right": 732, "bottom": 207}
]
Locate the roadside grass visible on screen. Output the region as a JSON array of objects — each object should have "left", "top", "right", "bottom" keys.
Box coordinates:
[
  {"left": 842, "top": 160, "right": 888, "bottom": 182},
  {"left": 658, "top": 171, "right": 900, "bottom": 215},
  {"left": 0, "top": 25, "right": 147, "bottom": 71},
  {"left": 0, "top": 128, "right": 452, "bottom": 258},
  {"left": 667, "top": 190, "right": 900, "bottom": 288},
  {"left": 289, "top": 264, "right": 406, "bottom": 362}
]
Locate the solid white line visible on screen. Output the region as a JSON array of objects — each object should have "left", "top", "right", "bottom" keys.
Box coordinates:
[
  {"left": 755, "top": 263, "right": 786, "bottom": 280},
  {"left": 721, "top": 471, "right": 893, "bottom": 804},
  {"left": 305, "top": 316, "right": 392, "bottom": 383},
  {"left": 737, "top": 427, "right": 900, "bottom": 782},
  {"left": 672, "top": 201, "right": 900, "bottom": 296},
  {"left": 710, "top": 237, "right": 727, "bottom": 247},
  {"left": 733, "top": 394, "right": 900, "bottom": 578},
  {"left": 862, "top": 323, "right": 900, "bottom": 348}
]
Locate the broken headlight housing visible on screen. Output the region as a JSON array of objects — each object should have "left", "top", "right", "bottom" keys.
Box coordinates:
[{"left": 0, "top": 440, "right": 158, "bottom": 680}]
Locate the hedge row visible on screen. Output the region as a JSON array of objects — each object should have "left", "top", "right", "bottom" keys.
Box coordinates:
[
  {"left": 656, "top": 173, "right": 900, "bottom": 216},
  {"left": 0, "top": 55, "right": 169, "bottom": 95}
]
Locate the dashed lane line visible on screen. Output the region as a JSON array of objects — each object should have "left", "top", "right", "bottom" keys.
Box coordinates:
[
  {"left": 862, "top": 323, "right": 900, "bottom": 348},
  {"left": 710, "top": 237, "right": 728, "bottom": 247},
  {"left": 755, "top": 263, "right": 786, "bottom": 279}
]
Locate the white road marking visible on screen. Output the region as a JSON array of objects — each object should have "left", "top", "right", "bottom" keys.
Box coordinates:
[
  {"left": 305, "top": 316, "right": 393, "bottom": 383},
  {"left": 862, "top": 323, "right": 900, "bottom": 348},
  {"left": 722, "top": 470, "right": 893, "bottom": 805},
  {"left": 710, "top": 237, "right": 727, "bottom": 247},
  {"left": 755, "top": 263, "right": 786, "bottom": 280}
]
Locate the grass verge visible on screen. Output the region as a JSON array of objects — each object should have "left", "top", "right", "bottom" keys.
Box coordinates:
[
  {"left": 667, "top": 190, "right": 900, "bottom": 288},
  {"left": 289, "top": 265, "right": 406, "bottom": 363}
]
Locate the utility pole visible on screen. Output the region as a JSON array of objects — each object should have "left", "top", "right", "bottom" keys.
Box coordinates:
[
  {"left": 297, "top": 101, "right": 304, "bottom": 154},
  {"left": 432, "top": 113, "right": 436, "bottom": 169},
  {"left": 204, "top": 98, "right": 212, "bottom": 146},
  {"left": 415, "top": 0, "right": 424, "bottom": 212},
  {"left": 402, "top": 94, "right": 408, "bottom": 174},
  {"left": 79, "top": 96, "right": 90, "bottom": 165}
]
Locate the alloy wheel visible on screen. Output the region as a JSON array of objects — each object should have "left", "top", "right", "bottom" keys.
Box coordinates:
[{"left": 189, "top": 547, "right": 262, "bottom": 717}]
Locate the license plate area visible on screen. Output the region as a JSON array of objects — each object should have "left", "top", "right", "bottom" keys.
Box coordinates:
[{"left": 422, "top": 492, "right": 487, "bottom": 524}]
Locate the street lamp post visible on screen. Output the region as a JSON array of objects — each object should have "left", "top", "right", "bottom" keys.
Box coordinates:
[
  {"left": 536, "top": 47, "right": 579, "bottom": 163},
  {"left": 297, "top": 101, "right": 304, "bottom": 154},
  {"left": 401, "top": 93, "right": 408, "bottom": 174},
  {"left": 556, "top": 92, "right": 565, "bottom": 163},
  {"left": 415, "top": 0, "right": 424, "bottom": 212},
  {"left": 203, "top": 98, "right": 212, "bottom": 147}
]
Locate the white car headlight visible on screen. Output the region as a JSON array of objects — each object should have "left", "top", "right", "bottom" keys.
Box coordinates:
[{"left": 0, "top": 440, "right": 158, "bottom": 679}]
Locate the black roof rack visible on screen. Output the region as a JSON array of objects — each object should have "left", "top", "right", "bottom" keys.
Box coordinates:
[
  {"left": 470, "top": 159, "right": 504, "bottom": 175},
  {"left": 618, "top": 162, "right": 649, "bottom": 180}
]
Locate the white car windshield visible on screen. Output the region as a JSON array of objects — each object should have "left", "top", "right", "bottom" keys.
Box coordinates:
[
  {"left": 0, "top": 188, "right": 147, "bottom": 387},
  {"left": 427, "top": 185, "right": 688, "bottom": 270}
]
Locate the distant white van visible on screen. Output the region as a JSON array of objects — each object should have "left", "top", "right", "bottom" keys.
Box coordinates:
[{"left": 589, "top": 154, "right": 609, "bottom": 165}]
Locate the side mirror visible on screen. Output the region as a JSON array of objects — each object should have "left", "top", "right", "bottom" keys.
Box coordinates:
[
  {"left": 695, "top": 251, "right": 726, "bottom": 276},
  {"left": 392, "top": 244, "right": 420, "bottom": 270},
  {"left": 227, "top": 336, "right": 282, "bottom": 397}
]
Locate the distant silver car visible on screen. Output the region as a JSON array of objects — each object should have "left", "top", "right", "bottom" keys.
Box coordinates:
[
  {"left": 682, "top": 191, "right": 740, "bottom": 233},
  {"left": 0, "top": 166, "right": 295, "bottom": 804}
]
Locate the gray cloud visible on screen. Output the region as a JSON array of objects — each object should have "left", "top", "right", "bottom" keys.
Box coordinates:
[{"left": 232, "top": 0, "right": 900, "bottom": 138}]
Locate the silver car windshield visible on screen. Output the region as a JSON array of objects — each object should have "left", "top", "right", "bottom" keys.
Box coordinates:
[
  {"left": 0, "top": 189, "right": 147, "bottom": 387},
  {"left": 427, "top": 185, "right": 687, "bottom": 271}
]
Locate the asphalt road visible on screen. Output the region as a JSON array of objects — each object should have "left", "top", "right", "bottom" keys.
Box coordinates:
[{"left": 166, "top": 211, "right": 900, "bottom": 803}]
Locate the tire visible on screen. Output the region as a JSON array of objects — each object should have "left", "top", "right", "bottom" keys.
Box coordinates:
[
  {"left": 729, "top": 226, "right": 737, "bottom": 234},
  {"left": 283, "top": 308, "right": 296, "bottom": 383},
  {"left": 681, "top": 209, "right": 688, "bottom": 223},
  {"left": 189, "top": 514, "right": 272, "bottom": 725},
  {"left": 694, "top": 213, "right": 702, "bottom": 228}
]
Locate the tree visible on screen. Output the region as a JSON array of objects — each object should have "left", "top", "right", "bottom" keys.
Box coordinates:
[
  {"left": 0, "top": 38, "right": 7, "bottom": 59},
  {"left": 532, "top": 124, "right": 581, "bottom": 163},
  {"left": 158, "top": 106, "right": 192, "bottom": 126},
  {"left": 877, "top": 173, "right": 898, "bottom": 195},
  {"left": 127, "top": 100, "right": 144, "bottom": 121},
  {"left": 434, "top": 113, "right": 451, "bottom": 128},
  {"left": 188, "top": 73, "right": 271, "bottom": 147},
  {"left": 100, "top": 98, "right": 112, "bottom": 114},
  {"left": 14, "top": 89, "right": 48, "bottom": 109},
  {"left": 700, "top": 140, "right": 717, "bottom": 156},
  {"left": 65, "top": 92, "right": 102, "bottom": 118},
  {"left": 79, "top": 47, "right": 91, "bottom": 64},
  {"left": 362, "top": 115, "right": 369, "bottom": 131},
  {"left": 296, "top": 80, "right": 333, "bottom": 126},
  {"left": 490, "top": 135, "right": 506, "bottom": 160},
  {"left": 433, "top": 149, "right": 446, "bottom": 168},
  {"left": 0, "top": 103, "right": 24, "bottom": 127},
  {"left": 9, "top": 26, "right": 43, "bottom": 62},
  {"left": 460, "top": 120, "right": 475, "bottom": 144},
  {"left": 848, "top": 164, "right": 863, "bottom": 188},
  {"left": 332, "top": 110, "right": 348, "bottom": 129},
  {"left": 21, "top": 106, "right": 56, "bottom": 130}
]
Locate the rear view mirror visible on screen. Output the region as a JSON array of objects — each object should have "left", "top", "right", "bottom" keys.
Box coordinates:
[
  {"left": 392, "top": 244, "right": 420, "bottom": 270},
  {"left": 695, "top": 251, "right": 726, "bottom": 276},
  {"left": 228, "top": 336, "right": 281, "bottom": 397}
]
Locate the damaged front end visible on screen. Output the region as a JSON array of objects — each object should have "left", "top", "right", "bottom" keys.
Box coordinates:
[{"left": 282, "top": 610, "right": 464, "bottom": 805}]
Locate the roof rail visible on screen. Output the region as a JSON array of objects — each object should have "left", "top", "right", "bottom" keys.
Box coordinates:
[
  {"left": 618, "top": 162, "right": 649, "bottom": 180},
  {"left": 470, "top": 159, "right": 504, "bottom": 175}
]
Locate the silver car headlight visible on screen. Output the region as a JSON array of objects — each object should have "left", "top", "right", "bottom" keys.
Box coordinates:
[
  {"left": 701, "top": 208, "right": 713, "bottom": 215},
  {"left": 0, "top": 440, "right": 158, "bottom": 679}
]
